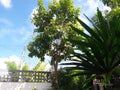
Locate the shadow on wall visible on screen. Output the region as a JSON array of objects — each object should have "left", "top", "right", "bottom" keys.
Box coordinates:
[{"left": 0, "top": 82, "right": 51, "bottom": 90}]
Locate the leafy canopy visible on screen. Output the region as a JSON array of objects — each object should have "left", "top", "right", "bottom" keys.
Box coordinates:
[{"left": 28, "top": 0, "right": 80, "bottom": 63}]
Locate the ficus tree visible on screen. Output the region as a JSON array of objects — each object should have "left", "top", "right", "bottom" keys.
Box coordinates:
[{"left": 27, "top": 0, "right": 80, "bottom": 89}]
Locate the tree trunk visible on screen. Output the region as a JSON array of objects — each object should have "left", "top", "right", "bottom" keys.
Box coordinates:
[
  {"left": 52, "top": 50, "right": 59, "bottom": 90},
  {"left": 53, "top": 59, "right": 59, "bottom": 89},
  {"left": 51, "top": 44, "right": 61, "bottom": 89}
]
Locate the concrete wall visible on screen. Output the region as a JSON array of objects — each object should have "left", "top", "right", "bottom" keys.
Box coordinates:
[{"left": 0, "top": 82, "right": 51, "bottom": 90}]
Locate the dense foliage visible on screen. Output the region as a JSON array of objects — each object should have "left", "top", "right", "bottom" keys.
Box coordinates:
[{"left": 62, "top": 9, "right": 120, "bottom": 88}]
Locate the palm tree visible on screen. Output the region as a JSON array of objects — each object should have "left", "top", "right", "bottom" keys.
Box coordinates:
[{"left": 62, "top": 9, "right": 120, "bottom": 89}]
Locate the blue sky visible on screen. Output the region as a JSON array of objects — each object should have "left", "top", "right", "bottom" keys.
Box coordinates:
[{"left": 0, "top": 0, "right": 105, "bottom": 70}]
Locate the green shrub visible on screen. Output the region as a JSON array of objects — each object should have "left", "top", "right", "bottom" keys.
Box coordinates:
[{"left": 57, "top": 69, "right": 87, "bottom": 90}]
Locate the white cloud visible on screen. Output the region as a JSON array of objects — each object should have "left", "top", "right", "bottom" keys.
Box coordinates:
[
  {"left": 0, "top": 0, "right": 12, "bottom": 8},
  {"left": 79, "top": 0, "right": 104, "bottom": 18},
  {"left": 0, "top": 54, "right": 50, "bottom": 71},
  {"left": 0, "top": 18, "right": 13, "bottom": 27},
  {"left": 0, "top": 55, "right": 21, "bottom": 70},
  {"left": 12, "top": 27, "right": 33, "bottom": 44},
  {"left": 77, "top": 0, "right": 82, "bottom": 2},
  {"left": 0, "top": 26, "right": 33, "bottom": 44},
  {"left": 85, "top": 0, "right": 99, "bottom": 11},
  {"left": 75, "top": 0, "right": 106, "bottom": 27}
]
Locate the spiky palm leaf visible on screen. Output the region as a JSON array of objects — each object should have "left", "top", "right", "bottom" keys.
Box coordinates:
[{"left": 62, "top": 9, "right": 120, "bottom": 85}]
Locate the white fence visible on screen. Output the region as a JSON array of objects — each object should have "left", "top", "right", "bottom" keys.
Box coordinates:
[
  {"left": 0, "top": 82, "right": 51, "bottom": 90},
  {"left": 0, "top": 70, "right": 51, "bottom": 83},
  {"left": 0, "top": 70, "right": 52, "bottom": 90}
]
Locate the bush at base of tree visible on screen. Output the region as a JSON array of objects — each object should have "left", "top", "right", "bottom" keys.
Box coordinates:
[{"left": 55, "top": 69, "right": 93, "bottom": 90}]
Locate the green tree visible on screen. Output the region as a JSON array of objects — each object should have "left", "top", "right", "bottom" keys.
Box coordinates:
[
  {"left": 5, "top": 61, "right": 29, "bottom": 70},
  {"left": 5, "top": 61, "right": 18, "bottom": 70},
  {"left": 100, "top": 0, "right": 120, "bottom": 8},
  {"left": 28, "top": 0, "right": 80, "bottom": 89},
  {"left": 63, "top": 9, "right": 120, "bottom": 88},
  {"left": 33, "top": 61, "right": 48, "bottom": 71}
]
